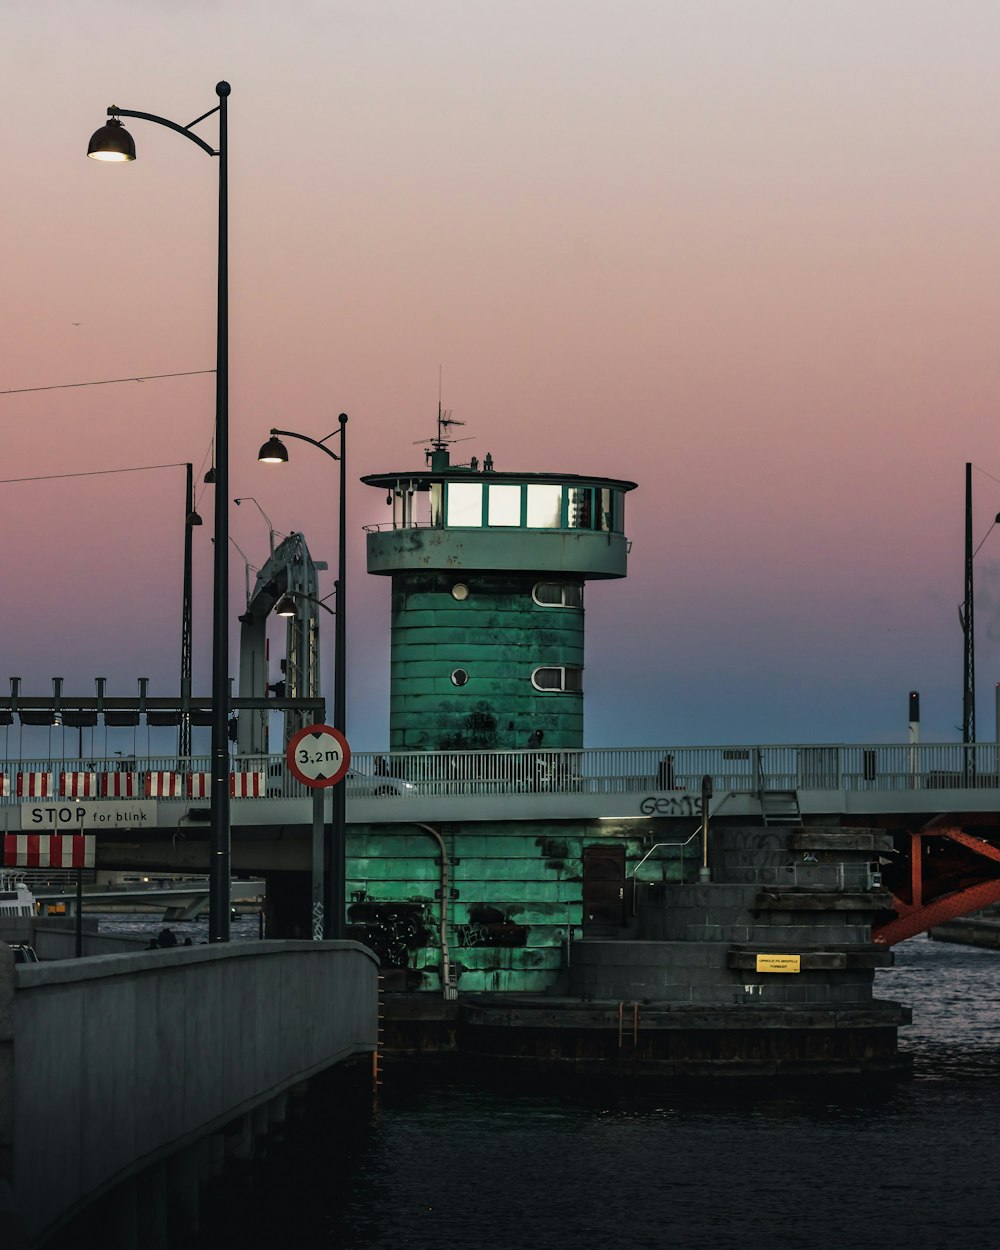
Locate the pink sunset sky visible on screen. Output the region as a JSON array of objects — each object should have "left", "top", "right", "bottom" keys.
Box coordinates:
[{"left": 4, "top": 1, "right": 1000, "bottom": 753}]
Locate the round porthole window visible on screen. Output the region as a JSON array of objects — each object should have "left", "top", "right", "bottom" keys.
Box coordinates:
[
  {"left": 450, "top": 668, "right": 469, "bottom": 686},
  {"left": 451, "top": 583, "right": 470, "bottom": 601}
]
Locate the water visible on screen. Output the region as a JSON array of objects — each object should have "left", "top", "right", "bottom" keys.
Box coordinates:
[
  {"left": 94, "top": 910, "right": 262, "bottom": 946},
  {"left": 188, "top": 937, "right": 1000, "bottom": 1250}
]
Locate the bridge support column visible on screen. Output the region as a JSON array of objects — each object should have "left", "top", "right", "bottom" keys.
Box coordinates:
[
  {"left": 269, "top": 1091, "right": 288, "bottom": 1141},
  {"left": 252, "top": 1102, "right": 270, "bottom": 1157},
  {"left": 226, "top": 1112, "right": 254, "bottom": 1162},
  {"left": 109, "top": 1176, "right": 139, "bottom": 1250},
  {"left": 137, "top": 1162, "right": 169, "bottom": 1250},
  {"left": 263, "top": 871, "right": 311, "bottom": 939},
  {"left": 204, "top": 1131, "right": 226, "bottom": 1178},
  {"left": 167, "top": 1145, "right": 202, "bottom": 1240}
]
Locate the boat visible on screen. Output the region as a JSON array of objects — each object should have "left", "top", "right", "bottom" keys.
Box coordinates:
[{"left": 0, "top": 872, "right": 37, "bottom": 920}]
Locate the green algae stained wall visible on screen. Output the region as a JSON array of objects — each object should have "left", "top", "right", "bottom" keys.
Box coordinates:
[
  {"left": 346, "top": 821, "right": 695, "bottom": 993},
  {"left": 388, "top": 571, "right": 585, "bottom": 752}
]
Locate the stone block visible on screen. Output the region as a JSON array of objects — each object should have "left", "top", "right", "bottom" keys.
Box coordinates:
[{"left": 788, "top": 829, "right": 893, "bottom": 854}]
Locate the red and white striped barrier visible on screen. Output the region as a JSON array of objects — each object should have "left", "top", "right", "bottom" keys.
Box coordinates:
[
  {"left": 231, "top": 770, "right": 266, "bottom": 798},
  {"left": 186, "top": 773, "right": 210, "bottom": 799},
  {"left": 185, "top": 771, "right": 267, "bottom": 798},
  {"left": 100, "top": 772, "right": 138, "bottom": 798},
  {"left": 0, "top": 768, "right": 271, "bottom": 802},
  {"left": 59, "top": 771, "right": 98, "bottom": 798},
  {"left": 17, "top": 772, "right": 54, "bottom": 799},
  {"left": 145, "top": 772, "right": 182, "bottom": 798},
  {"left": 3, "top": 833, "right": 95, "bottom": 869}
]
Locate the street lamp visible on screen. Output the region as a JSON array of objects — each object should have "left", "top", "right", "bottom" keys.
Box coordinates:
[
  {"left": 89, "top": 82, "right": 233, "bottom": 942},
  {"left": 274, "top": 588, "right": 336, "bottom": 618},
  {"left": 235, "top": 497, "right": 277, "bottom": 560},
  {"left": 259, "top": 415, "right": 348, "bottom": 938},
  {"left": 181, "top": 462, "right": 203, "bottom": 760},
  {"left": 960, "top": 460, "right": 1000, "bottom": 747}
]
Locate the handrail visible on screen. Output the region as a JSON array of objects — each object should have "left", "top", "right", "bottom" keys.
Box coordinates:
[
  {"left": 2, "top": 743, "right": 1000, "bottom": 802},
  {"left": 630, "top": 791, "right": 736, "bottom": 883}
]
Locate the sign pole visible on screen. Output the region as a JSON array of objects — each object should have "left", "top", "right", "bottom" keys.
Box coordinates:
[
  {"left": 286, "top": 724, "right": 351, "bottom": 942},
  {"left": 311, "top": 788, "right": 325, "bottom": 940}
]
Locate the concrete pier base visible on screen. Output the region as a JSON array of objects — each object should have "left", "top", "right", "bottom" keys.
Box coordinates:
[{"left": 386, "top": 827, "right": 912, "bottom": 1077}]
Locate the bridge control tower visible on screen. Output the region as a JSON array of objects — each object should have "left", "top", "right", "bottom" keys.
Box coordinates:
[{"left": 362, "top": 423, "right": 637, "bottom": 752}]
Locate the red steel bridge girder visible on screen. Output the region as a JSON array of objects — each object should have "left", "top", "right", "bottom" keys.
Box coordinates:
[{"left": 875, "top": 827, "right": 1000, "bottom": 945}]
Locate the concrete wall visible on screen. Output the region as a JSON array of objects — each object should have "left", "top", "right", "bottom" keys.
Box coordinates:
[
  {"left": 31, "top": 922, "right": 151, "bottom": 961},
  {"left": 0, "top": 940, "right": 377, "bottom": 1246}
]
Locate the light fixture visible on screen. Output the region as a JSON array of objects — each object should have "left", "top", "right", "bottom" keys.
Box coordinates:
[
  {"left": 87, "top": 117, "right": 136, "bottom": 162},
  {"left": 89, "top": 81, "right": 233, "bottom": 943},
  {"left": 259, "top": 416, "right": 347, "bottom": 940},
  {"left": 203, "top": 466, "right": 216, "bottom": 484},
  {"left": 257, "top": 435, "right": 288, "bottom": 464},
  {"left": 188, "top": 509, "right": 203, "bottom": 527},
  {"left": 274, "top": 592, "right": 298, "bottom": 617}
]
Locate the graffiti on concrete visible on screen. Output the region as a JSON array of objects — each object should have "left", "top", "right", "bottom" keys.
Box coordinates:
[
  {"left": 456, "top": 903, "right": 528, "bottom": 948},
  {"left": 639, "top": 794, "right": 702, "bottom": 817},
  {"left": 346, "top": 899, "right": 430, "bottom": 968}
]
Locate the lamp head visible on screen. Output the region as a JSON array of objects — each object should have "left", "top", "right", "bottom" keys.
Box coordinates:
[
  {"left": 258, "top": 435, "right": 288, "bottom": 464},
  {"left": 274, "top": 593, "right": 298, "bottom": 618},
  {"left": 188, "top": 510, "right": 203, "bottom": 527},
  {"left": 203, "top": 466, "right": 216, "bottom": 484},
  {"left": 87, "top": 117, "right": 136, "bottom": 162}
]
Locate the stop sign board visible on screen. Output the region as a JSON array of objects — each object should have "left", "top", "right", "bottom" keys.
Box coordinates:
[{"left": 286, "top": 724, "right": 351, "bottom": 788}]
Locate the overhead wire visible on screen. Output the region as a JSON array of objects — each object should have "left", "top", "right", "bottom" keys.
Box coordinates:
[{"left": 0, "top": 369, "right": 215, "bottom": 396}]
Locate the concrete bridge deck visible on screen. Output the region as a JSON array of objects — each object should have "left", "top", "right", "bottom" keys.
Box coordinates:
[
  {"left": 0, "top": 742, "right": 997, "bottom": 835},
  {"left": 0, "top": 939, "right": 378, "bottom": 1247}
]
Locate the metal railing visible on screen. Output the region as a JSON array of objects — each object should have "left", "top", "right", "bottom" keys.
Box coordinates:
[{"left": 2, "top": 742, "right": 1000, "bottom": 804}]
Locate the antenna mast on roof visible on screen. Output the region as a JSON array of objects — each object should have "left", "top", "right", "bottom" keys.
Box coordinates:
[
  {"left": 434, "top": 403, "right": 465, "bottom": 451},
  {"left": 413, "top": 402, "right": 471, "bottom": 461}
]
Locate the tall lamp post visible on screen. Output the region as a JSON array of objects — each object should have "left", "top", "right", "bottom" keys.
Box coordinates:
[
  {"left": 960, "top": 460, "right": 1000, "bottom": 751},
  {"left": 180, "top": 462, "right": 203, "bottom": 759},
  {"left": 88, "top": 82, "right": 233, "bottom": 942},
  {"left": 259, "top": 415, "right": 348, "bottom": 939}
]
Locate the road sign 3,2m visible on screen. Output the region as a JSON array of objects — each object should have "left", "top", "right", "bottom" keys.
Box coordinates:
[{"left": 286, "top": 724, "right": 351, "bottom": 788}]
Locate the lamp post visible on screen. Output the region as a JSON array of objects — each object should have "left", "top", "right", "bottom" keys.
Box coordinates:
[
  {"left": 180, "top": 462, "right": 203, "bottom": 759},
  {"left": 259, "top": 415, "right": 348, "bottom": 939},
  {"left": 89, "top": 82, "right": 233, "bottom": 942},
  {"left": 960, "top": 460, "right": 1000, "bottom": 750},
  {"left": 235, "top": 497, "right": 277, "bottom": 561}
]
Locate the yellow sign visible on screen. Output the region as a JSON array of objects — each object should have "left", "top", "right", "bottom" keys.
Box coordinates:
[{"left": 755, "top": 954, "right": 801, "bottom": 974}]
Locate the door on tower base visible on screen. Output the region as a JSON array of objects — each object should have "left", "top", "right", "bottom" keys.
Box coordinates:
[{"left": 582, "top": 843, "right": 626, "bottom": 931}]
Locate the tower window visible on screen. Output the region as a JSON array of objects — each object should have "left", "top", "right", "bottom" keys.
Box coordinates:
[
  {"left": 526, "top": 483, "right": 562, "bottom": 528},
  {"left": 451, "top": 583, "right": 470, "bottom": 601},
  {"left": 533, "top": 582, "right": 583, "bottom": 608},
  {"left": 446, "top": 482, "right": 483, "bottom": 526},
  {"left": 531, "top": 666, "right": 583, "bottom": 693},
  {"left": 487, "top": 483, "right": 521, "bottom": 526},
  {"left": 451, "top": 668, "right": 470, "bottom": 686}
]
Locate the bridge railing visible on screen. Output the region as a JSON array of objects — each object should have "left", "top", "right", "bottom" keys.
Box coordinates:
[{"left": 1, "top": 742, "right": 999, "bottom": 803}]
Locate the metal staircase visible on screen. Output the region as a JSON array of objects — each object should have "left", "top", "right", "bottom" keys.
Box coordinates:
[{"left": 760, "top": 789, "right": 801, "bottom": 826}]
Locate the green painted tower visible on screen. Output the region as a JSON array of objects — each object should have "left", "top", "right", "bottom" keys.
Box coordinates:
[{"left": 362, "top": 425, "right": 636, "bottom": 752}]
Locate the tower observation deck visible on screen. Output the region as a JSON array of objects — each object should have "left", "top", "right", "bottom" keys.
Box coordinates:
[{"left": 362, "top": 440, "right": 637, "bottom": 753}]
